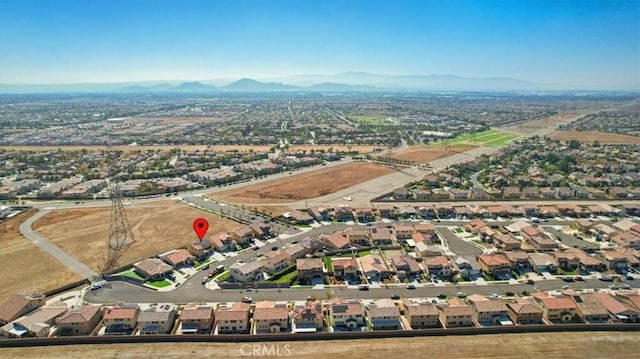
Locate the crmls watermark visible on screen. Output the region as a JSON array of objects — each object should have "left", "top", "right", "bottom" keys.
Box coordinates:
[{"left": 240, "top": 344, "right": 292, "bottom": 357}]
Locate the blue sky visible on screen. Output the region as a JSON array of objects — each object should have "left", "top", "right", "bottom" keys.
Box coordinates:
[{"left": 0, "top": 0, "right": 638, "bottom": 87}]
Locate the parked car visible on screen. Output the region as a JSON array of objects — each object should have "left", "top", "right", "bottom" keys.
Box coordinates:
[
  {"left": 406, "top": 284, "right": 416, "bottom": 289},
  {"left": 562, "top": 276, "right": 575, "bottom": 282},
  {"left": 505, "top": 291, "right": 515, "bottom": 296},
  {"left": 358, "top": 285, "right": 369, "bottom": 291},
  {"left": 437, "top": 293, "right": 447, "bottom": 299},
  {"left": 599, "top": 275, "right": 613, "bottom": 282},
  {"left": 242, "top": 296, "right": 253, "bottom": 303},
  {"left": 456, "top": 292, "right": 466, "bottom": 298},
  {"left": 201, "top": 278, "right": 208, "bottom": 285},
  {"left": 619, "top": 283, "right": 631, "bottom": 289},
  {"left": 574, "top": 276, "right": 584, "bottom": 281},
  {"left": 201, "top": 264, "right": 209, "bottom": 270},
  {"left": 526, "top": 279, "right": 535, "bottom": 285},
  {"left": 89, "top": 283, "right": 103, "bottom": 290},
  {"left": 391, "top": 294, "right": 400, "bottom": 300}
]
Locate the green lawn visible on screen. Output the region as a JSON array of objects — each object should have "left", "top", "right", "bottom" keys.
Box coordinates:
[
  {"left": 323, "top": 257, "right": 333, "bottom": 271},
  {"left": 453, "top": 227, "right": 464, "bottom": 233},
  {"left": 146, "top": 279, "right": 172, "bottom": 288},
  {"left": 358, "top": 249, "right": 371, "bottom": 257},
  {"left": 215, "top": 270, "right": 230, "bottom": 281},
  {"left": 271, "top": 270, "right": 298, "bottom": 284},
  {"left": 431, "top": 129, "right": 519, "bottom": 148},
  {"left": 348, "top": 114, "right": 389, "bottom": 124},
  {"left": 117, "top": 269, "right": 144, "bottom": 281}
]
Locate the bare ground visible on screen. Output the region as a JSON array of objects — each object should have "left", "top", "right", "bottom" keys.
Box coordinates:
[
  {"left": 32, "top": 201, "right": 244, "bottom": 272},
  {"left": 389, "top": 145, "right": 476, "bottom": 164},
  {"left": 0, "top": 209, "right": 81, "bottom": 302},
  {"left": 548, "top": 130, "right": 640, "bottom": 144},
  {"left": 207, "top": 162, "right": 397, "bottom": 204},
  {"left": 1, "top": 332, "right": 638, "bottom": 359}
]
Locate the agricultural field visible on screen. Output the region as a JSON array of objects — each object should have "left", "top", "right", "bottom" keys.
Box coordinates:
[
  {"left": 389, "top": 145, "right": 475, "bottom": 164},
  {"left": 548, "top": 130, "right": 640, "bottom": 145},
  {"left": 0, "top": 209, "right": 81, "bottom": 302},
  {"left": 2, "top": 332, "right": 637, "bottom": 359},
  {"left": 207, "top": 162, "right": 397, "bottom": 205},
  {"left": 33, "top": 201, "right": 243, "bottom": 272},
  {"left": 431, "top": 129, "right": 520, "bottom": 148}
]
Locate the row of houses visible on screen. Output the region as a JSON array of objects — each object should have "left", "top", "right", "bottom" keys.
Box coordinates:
[{"left": 3, "top": 290, "right": 640, "bottom": 338}]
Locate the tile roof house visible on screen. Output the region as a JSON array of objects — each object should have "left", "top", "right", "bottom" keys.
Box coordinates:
[
  {"left": 0, "top": 293, "right": 46, "bottom": 326},
  {"left": 208, "top": 232, "right": 236, "bottom": 252},
  {"left": 137, "top": 304, "right": 177, "bottom": 334},
  {"left": 391, "top": 254, "right": 422, "bottom": 278},
  {"left": 415, "top": 242, "right": 443, "bottom": 258},
  {"left": 103, "top": 303, "right": 140, "bottom": 335},
  {"left": 528, "top": 253, "right": 558, "bottom": 273},
  {"left": 55, "top": 304, "right": 102, "bottom": 336},
  {"left": 369, "top": 227, "right": 393, "bottom": 246},
  {"left": 345, "top": 227, "right": 371, "bottom": 246},
  {"left": 401, "top": 300, "right": 440, "bottom": 329},
  {"left": 328, "top": 298, "right": 365, "bottom": 331},
  {"left": 229, "top": 261, "right": 264, "bottom": 282},
  {"left": 331, "top": 257, "right": 359, "bottom": 278},
  {"left": 477, "top": 254, "right": 511, "bottom": 277},
  {"left": 506, "top": 299, "right": 543, "bottom": 325},
  {"left": 263, "top": 250, "right": 290, "bottom": 274},
  {"left": 296, "top": 258, "right": 324, "bottom": 284},
  {"left": 188, "top": 239, "right": 213, "bottom": 258},
  {"left": 215, "top": 302, "right": 250, "bottom": 334},
  {"left": 231, "top": 226, "right": 254, "bottom": 245},
  {"left": 360, "top": 253, "right": 392, "bottom": 280},
  {"left": 437, "top": 299, "right": 474, "bottom": 328},
  {"left": 161, "top": 249, "right": 195, "bottom": 268},
  {"left": 532, "top": 293, "right": 578, "bottom": 323},
  {"left": 319, "top": 232, "right": 350, "bottom": 250},
  {"left": 366, "top": 299, "right": 401, "bottom": 330},
  {"left": 292, "top": 300, "right": 325, "bottom": 333},
  {"left": 253, "top": 301, "right": 290, "bottom": 334},
  {"left": 569, "top": 293, "right": 610, "bottom": 323},
  {"left": 1, "top": 304, "right": 68, "bottom": 338},
  {"left": 178, "top": 305, "right": 214, "bottom": 334},
  {"left": 454, "top": 255, "right": 481, "bottom": 280},
  {"left": 423, "top": 256, "right": 451, "bottom": 277},
  {"left": 467, "top": 295, "right": 512, "bottom": 325},
  {"left": 134, "top": 258, "right": 174, "bottom": 280}
]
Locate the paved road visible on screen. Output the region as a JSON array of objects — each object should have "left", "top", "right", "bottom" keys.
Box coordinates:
[
  {"left": 545, "top": 227, "right": 599, "bottom": 250},
  {"left": 19, "top": 209, "right": 98, "bottom": 279},
  {"left": 84, "top": 277, "right": 635, "bottom": 304},
  {"left": 436, "top": 227, "right": 484, "bottom": 256}
]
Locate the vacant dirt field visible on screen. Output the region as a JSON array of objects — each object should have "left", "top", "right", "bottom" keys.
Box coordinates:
[
  {"left": 33, "top": 201, "right": 243, "bottom": 272},
  {"left": 0, "top": 209, "right": 81, "bottom": 302},
  {"left": 208, "top": 162, "right": 397, "bottom": 204},
  {"left": 548, "top": 130, "right": 640, "bottom": 144},
  {"left": 2, "top": 332, "right": 637, "bottom": 359},
  {"left": 124, "top": 116, "right": 225, "bottom": 124},
  {"left": 389, "top": 145, "right": 475, "bottom": 164},
  {"left": 0, "top": 144, "right": 380, "bottom": 154}
]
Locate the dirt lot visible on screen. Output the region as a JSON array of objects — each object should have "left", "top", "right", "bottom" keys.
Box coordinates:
[
  {"left": 208, "top": 162, "right": 397, "bottom": 205},
  {"left": 2, "top": 332, "right": 637, "bottom": 359},
  {"left": 0, "top": 209, "right": 81, "bottom": 302},
  {"left": 548, "top": 130, "right": 640, "bottom": 144},
  {"left": 389, "top": 145, "right": 475, "bottom": 164},
  {"left": 33, "top": 201, "right": 243, "bottom": 272},
  {"left": 0, "top": 145, "right": 380, "bottom": 154}
]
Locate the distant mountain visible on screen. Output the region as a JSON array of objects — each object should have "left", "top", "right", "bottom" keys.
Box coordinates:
[
  {"left": 305, "top": 82, "right": 379, "bottom": 92},
  {"left": 222, "top": 78, "right": 298, "bottom": 92},
  {"left": 173, "top": 81, "right": 218, "bottom": 92}
]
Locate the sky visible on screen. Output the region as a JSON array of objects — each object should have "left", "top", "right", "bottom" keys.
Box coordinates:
[{"left": 0, "top": 0, "right": 638, "bottom": 88}]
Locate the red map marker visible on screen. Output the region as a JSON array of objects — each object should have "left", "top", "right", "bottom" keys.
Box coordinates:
[{"left": 193, "top": 218, "right": 209, "bottom": 242}]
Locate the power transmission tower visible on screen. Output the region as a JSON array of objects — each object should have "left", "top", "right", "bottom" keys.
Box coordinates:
[{"left": 102, "top": 148, "right": 135, "bottom": 272}]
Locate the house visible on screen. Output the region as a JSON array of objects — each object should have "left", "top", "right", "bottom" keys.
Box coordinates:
[
  {"left": 229, "top": 261, "right": 264, "bottom": 282},
  {"left": 595, "top": 292, "right": 640, "bottom": 321},
  {"left": 333, "top": 206, "right": 354, "bottom": 222},
  {"left": 569, "top": 293, "right": 610, "bottom": 323},
  {"left": 308, "top": 207, "right": 329, "bottom": 222},
  {"left": 528, "top": 253, "right": 558, "bottom": 272},
  {"left": 215, "top": 302, "right": 250, "bottom": 334},
  {"left": 465, "top": 219, "right": 488, "bottom": 234},
  {"left": 178, "top": 305, "right": 214, "bottom": 334},
  {"left": 283, "top": 244, "right": 308, "bottom": 264},
  {"left": 103, "top": 303, "right": 140, "bottom": 335},
  {"left": 331, "top": 257, "right": 359, "bottom": 279},
  {"left": 611, "top": 231, "right": 640, "bottom": 250},
  {"left": 392, "top": 187, "right": 410, "bottom": 199},
  {"left": 503, "top": 251, "right": 531, "bottom": 271},
  {"left": 55, "top": 304, "right": 102, "bottom": 336},
  {"left": 415, "top": 242, "right": 443, "bottom": 258},
  {"left": 231, "top": 226, "right": 254, "bottom": 245},
  {"left": 209, "top": 232, "right": 236, "bottom": 252},
  {"left": 590, "top": 224, "right": 616, "bottom": 241},
  {"left": 521, "top": 226, "right": 557, "bottom": 250},
  {"left": 494, "top": 234, "right": 521, "bottom": 251},
  {"left": 563, "top": 248, "right": 605, "bottom": 272},
  {"left": 1, "top": 305, "right": 68, "bottom": 338},
  {"left": 532, "top": 293, "right": 578, "bottom": 323},
  {"left": 292, "top": 300, "right": 324, "bottom": 333},
  {"left": 188, "top": 239, "right": 213, "bottom": 258},
  {"left": 286, "top": 210, "right": 313, "bottom": 225},
  {"left": 423, "top": 256, "right": 451, "bottom": 278},
  {"left": 133, "top": 258, "right": 174, "bottom": 281},
  {"left": 161, "top": 249, "right": 195, "bottom": 268},
  {"left": 615, "top": 292, "right": 640, "bottom": 312},
  {"left": 354, "top": 208, "right": 375, "bottom": 223},
  {"left": 137, "top": 304, "right": 177, "bottom": 334},
  {"left": 506, "top": 299, "right": 543, "bottom": 325},
  {"left": 369, "top": 226, "right": 393, "bottom": 246},
  {"left": 296, "top": 258, "right": 324, "bottom": 284},
  {"left": 477, "top": 254, "right": 511, "bottom": 278},
  {"left": 253, "top": 301, "right": 289, "bottom": 334},
  {"left": 414, "top": 222, "right": 436, "bottom": 236},
  {"left": 391, "top": 254, "right": 422, "bottom": 278},
  {"left": 376, "top": 204, "right": 397, "bottom": 219},
  {"left": 360, "top": 254, "right": 392, "bottom": 281},
  {"left": 345, "top": 227, "right": 371, "bottom": 246},
  {"left": 0, "top": 293, "right": 46, "bottom": 326},
  {"left": 263, "top": 251, "right": 290, "bottom": 274},
  {"left": 366, "top": 299, "right": 401, "bottom": 330},
  {"left": 467, "top": 295, "right": 512, "bottom": 326},
  {"left": 328, "top": 298, "right": 365, "bottom": 331},
  {"left": 401, "top": 300, "right": 440, "bottom": 328},
  {"left": 597, "top": 249, "right": 629, "bottom": 273},
  {"left": 298, "top": 236, "right": 324, "bottom": 254},
  {"left": 437, "top": 299, "right": 474, "bottom": 328},
  {"left": 392, "top": 224, "right": 414, "bottom": 241},
  {"left": 249, "top": 222, "right": 273, "bottom": 240},
  {"left": 319, "top": 232, "right": 350, "bottom": 250},
  {"left": 454, "top": 255, "right": 481, "bottom": 280},
  {"left": 554, "top": 251, "right": 581, "bottom": 271},
  {"left": 449, "top": 188, "right": 469, "bottom": 200}
]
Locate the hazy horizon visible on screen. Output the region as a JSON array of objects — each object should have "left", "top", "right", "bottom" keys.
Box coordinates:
[{"left": 1, "top": 0, "right": 639, "bottom": 88}]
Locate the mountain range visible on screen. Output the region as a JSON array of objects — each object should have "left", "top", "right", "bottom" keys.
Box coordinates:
[{"left": 1, "top": 71, "right": 638, "bottom": 93}]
